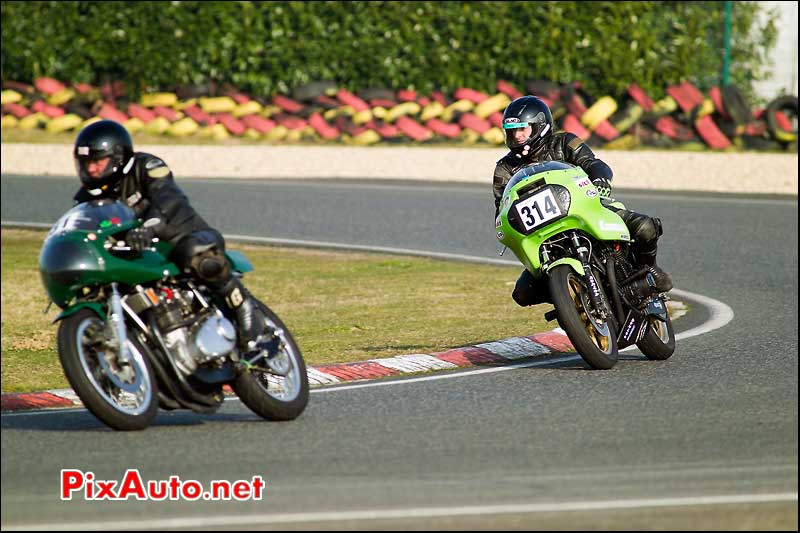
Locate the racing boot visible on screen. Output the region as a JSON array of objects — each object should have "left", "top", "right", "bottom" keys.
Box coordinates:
[
  {"left": 636, "top": 248, "right": 673, "bottom": 293},
  {"left": 217, "top": 278, "right": 266, "bottom": 353}
]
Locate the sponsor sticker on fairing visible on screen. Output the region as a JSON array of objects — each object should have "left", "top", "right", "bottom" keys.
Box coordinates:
[
  {"left": 585, "top": 189, "right": 598, "bottom": 198},
  {"left": 576, "top": 178, "right": 591, "bottom": 188}
]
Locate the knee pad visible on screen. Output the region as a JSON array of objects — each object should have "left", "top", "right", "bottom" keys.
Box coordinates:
[
  {"left": 512, "top": 271, "right": 551, "bottom": 307},
  {"left": 624, "top": 212, "right": 659, "bottom": 244},
  {"left": 189, "top": 249, "right": 231, "bottom": 284}
]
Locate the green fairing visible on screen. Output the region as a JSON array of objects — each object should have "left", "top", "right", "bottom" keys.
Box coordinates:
[
  {"left": 226, "top": 250, "right": 253, "bottom": 273},
  {"left": 496, "top": 163, "right": 631, "bottom": 277},
  {"left": 38, "top": 200, "right": 251, "bottom": 309},
  {"left": 545, "top": 258, "right": 585, "bottom": 276},
  {"left": 40, "top": 230, "right": 180, "bottom": 308},
  {"left": 53, "top": 302, "right": 106, "bottom": 323}
]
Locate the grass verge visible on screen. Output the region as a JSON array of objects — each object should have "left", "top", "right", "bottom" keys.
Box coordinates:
[{"left": 1, "top": 228, "right": 550, "bottom": 393}]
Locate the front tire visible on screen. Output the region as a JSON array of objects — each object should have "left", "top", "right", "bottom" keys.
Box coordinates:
[
  {"left": 57, "top": 309, "right": 158, "bottom": 430},
  {"left": 548, "top": 265, "right": 618, "bottom": 369},
  {"left": 636, "top": 313, "right": 676, "bottom": 360},
  {"left": 232, "top": 301, "right": 309, "bottom": 421}
]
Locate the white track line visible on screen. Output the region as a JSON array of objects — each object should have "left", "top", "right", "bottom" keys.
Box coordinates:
[{"left": 4, "top": 492, "right": 796, "bottom": 530}]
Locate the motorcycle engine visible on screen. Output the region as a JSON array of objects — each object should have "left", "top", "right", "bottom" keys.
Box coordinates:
[
  {"left": 163, "top": 311, "right": 237, "bottom": 375},
  {"left": 150, "top": 288, "right": 238, "bottom": 376}
]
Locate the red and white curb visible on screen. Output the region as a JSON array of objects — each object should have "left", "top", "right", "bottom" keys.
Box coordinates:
[{"left": 0, "top": 330, "right": 575, "bottom": 413}]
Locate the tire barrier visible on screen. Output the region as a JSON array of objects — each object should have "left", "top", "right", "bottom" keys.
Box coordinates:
[
  {"left": 496, "top": 80, "right": 523, "bottom": 100},
  {"left": 292, "top": 80, "right": 338, "bottom": 102},
  {"left": 666, "top": 80, "right": 705, "bottom": 114},
  {"left": 2, "top": 76, "right": 796, "bottom": 151},
  {"left": 765, "top": 95, "right": 798, "bottom": 143},
  {"left": 45, "top": 113, "right": 82, "bottom": 133},
  {"left": 1, "top": 89, "right": 23, "bottom": 105},
  {"left": 458, "top": 113, "right": 491, "bottom": 135}
]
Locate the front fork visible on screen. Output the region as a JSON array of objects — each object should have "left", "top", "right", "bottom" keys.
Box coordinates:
[
  {"left": 108, "top": 283, "right": 131, "bottom": 364},
  {"left": 570, "top": 232, "right": 608, "bottom": 317}
]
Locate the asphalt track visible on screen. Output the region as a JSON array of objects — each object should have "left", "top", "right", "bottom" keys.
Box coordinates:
[{"left": 1, "top": 175, "right": 797, "bottom": 529}]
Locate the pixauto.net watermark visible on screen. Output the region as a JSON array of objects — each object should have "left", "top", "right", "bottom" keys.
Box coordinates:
[{"left": 61, "top": 469, "right": 266, "bottom": 501}]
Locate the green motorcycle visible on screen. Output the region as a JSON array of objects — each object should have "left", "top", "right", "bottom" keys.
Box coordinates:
[
  {"left": 496, "top": 162, "right": 675, "bottom": 369},
  {"left": 39, "top": 199, "right": 309, "bottom": 430}
]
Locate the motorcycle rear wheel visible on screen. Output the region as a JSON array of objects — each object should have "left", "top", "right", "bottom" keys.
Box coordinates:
[
  {"left": 548, "top": 265, "right": 618, "bottom": 369},
  {"left": 636, "top": 312, "right": 676, "bottom": 360},
  {"left": 58, "top": 309, "right": 158, "bottom": 430},
  {"left": 232, "top": 301, "right": 309, "bottom": 421}
]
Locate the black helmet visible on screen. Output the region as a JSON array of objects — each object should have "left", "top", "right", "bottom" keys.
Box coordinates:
[
  {"left": 502, "top": 96, "right": 554, "bottom": 158},
  {"left": 73, "top": 120, "right": 134, "bottom": 190}
]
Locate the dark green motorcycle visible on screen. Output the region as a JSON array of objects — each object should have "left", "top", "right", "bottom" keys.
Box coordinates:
[{"left": 39, "top": 199, "right": 309, "bottom": 430}]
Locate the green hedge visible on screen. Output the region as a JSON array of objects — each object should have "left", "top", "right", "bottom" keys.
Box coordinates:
[{"left": 0, "top": 1, "right": 778, "bottom": 103}]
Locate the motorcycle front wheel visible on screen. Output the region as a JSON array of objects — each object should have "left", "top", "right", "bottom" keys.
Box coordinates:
[
  {"left": 548, "top": 265, "right": 618, "bottom": 369},
  {"left": 232, "top": 301, "right": 309, "bottom": 421},
  {"left": 57, "top": 309, "right": 158, "bottom": 430}
]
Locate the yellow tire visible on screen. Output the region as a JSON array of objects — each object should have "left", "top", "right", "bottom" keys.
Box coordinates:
[
  {"left": 1, "top": 89, "right": 22, "bottom": 105},
  {"left": 385, "top": 102, "right": 421, "bottom": 123},
  {"left": 458, "top": 128, "right": 480, "bottom": 145},
  {"left": 47, "top": 88, "right": 76, "bottom": 106},
  {"left": 473, "top": 93, "right": 511, "bottom": 119},
  {"left": 603, "top": 134, "right": 639, "bottom": 150},
  {"left": 18, "top": 112, "right": 48, "bottom": 130},
  {"left": 581, "top": 96, "right": 618, "bottom": 130},
  {"left": 233, "top": 100, "right": 263, "bottom": 118},
  {"left": 210, "top": 123, "right": 230, "bottom": 141},
  {"left": 260, "top": 104, "right": 282, "bottom": 118},
  {"left": 198, "top": 96, "right": 237, "bottom": 114},
  {"left": 352, "top": 109, "right": 374, "bottom": 125},
  {"left": 420, "top": 101, "right": 445, "bottom": 121},
  {"left": 352, "top": 129, "right": 381, "bottom": 145},
  {"left": 244, "top": 128, "right": 262, "bottom": 140},
  {"left": 480, "top": 127, "right": 505, "bottom": 145},
  {"left": 167, "top": 117, "right": 200, "bottom": 137},
  {"left": 1, "top": 114, "right": 19, "bottom": 128},
  {"left": 123, "top": 117, "right": 145, "bottom": 133},
  {"left": 141, "top": 93, "right": 178, "bottom": 108},
  {"left": 264, "top": 124, "right": 289, "bottom": 141},
  {"left": 45, "top": 113, "right": 83, "bottom": 133},
  {"left": 651, "top": 96, "right": 678, "bottom": 116},
  {"left": 143, "top": 116, "right": 171, "bottom": 135},
  {"left": 441, "top": 99, "right": 475, "bottom": 122}
]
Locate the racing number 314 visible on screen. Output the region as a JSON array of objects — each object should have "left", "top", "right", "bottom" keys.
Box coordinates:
[{"left": 520, "top": 195, "right": 558, "bottom": 226}]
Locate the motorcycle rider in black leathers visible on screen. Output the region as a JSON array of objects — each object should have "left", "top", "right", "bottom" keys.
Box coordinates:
[
  {"left": 72, "top": 119, "right": 266, "bottom": 352},
  {"left": 493, "top": 96, "right": 673, "bottom": 307}
]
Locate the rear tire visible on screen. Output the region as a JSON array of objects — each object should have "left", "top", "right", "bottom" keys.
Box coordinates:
[
  {"left": 548, "top": 265, "right": 618, "bottom": 369},
  {"left": 232, "top": 302, "right": 309, "bottom": 421},
  {"left": 636, "top": 313, "right": 676, "bottom": 360}
]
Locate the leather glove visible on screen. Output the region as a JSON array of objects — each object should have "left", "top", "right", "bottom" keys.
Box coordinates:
[
  {"left": 127, "top": 225, "right": 156, "bottom": 252},
  {"left": 592, "top": 178, "right": 612, "bottom": 199}
]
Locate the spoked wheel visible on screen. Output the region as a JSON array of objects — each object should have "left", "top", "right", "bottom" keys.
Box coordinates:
[
  {"left": 636, "top": 307, "right": 676, "bottom": 360},
  {"left": 232, "top": 301, "right": 309, "bottom": 421},
  {"left": 57, "top": 309, "right": 158, "bottom": 430},
  {"left": 548, "top": 265, "right": 618, "bottom": 369}
]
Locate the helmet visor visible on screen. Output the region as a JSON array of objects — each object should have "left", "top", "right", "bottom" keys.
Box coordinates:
[
  {"left": 503, "top": 122, "right": 532, "bottom": 148},
  {"left": 75, "top": 155, "right": 114, "bottom": 182}
]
